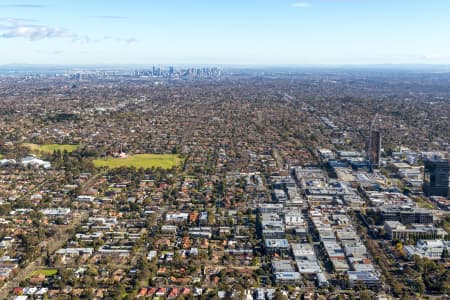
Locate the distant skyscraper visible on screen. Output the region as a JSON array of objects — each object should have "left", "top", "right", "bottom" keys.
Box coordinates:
[
  {"left": 423, "top": 158, "right": 449, "bottom": 197},
  {"left": 368, "top": 130, "right": 381, "bottom": 171}
]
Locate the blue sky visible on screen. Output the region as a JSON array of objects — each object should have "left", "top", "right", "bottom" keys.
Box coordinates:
[{"left": 1, "top": 0, "right": 450, "bottom": 65}]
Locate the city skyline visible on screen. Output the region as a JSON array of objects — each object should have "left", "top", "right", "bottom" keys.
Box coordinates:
[{"left": 1, "top": 0, "right": 450, "bottom": 65}]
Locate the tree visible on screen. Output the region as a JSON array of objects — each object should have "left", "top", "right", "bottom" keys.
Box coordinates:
[
  {"left": 207, "top": 210, "right": 216, "bottom": 225},
  {"left": 81, "top": 288, "right": 94, "bottom": 299},
  {"left": 416, "top": 277, "right": 426, "bottom": 295},
  {"left": 392, "top": 281, "right": 403, "bottom": 296},
  {"left": 111, "top": 283, "right": 126, "bottom": 300},
  {"left": 208, "top": 246, "right": 213, "bottom": 259},
  {"left": 274, "top": 290, "right": 288, "bottom": 300},
  {"left": 359, "top": 290, "right": 372, "bottom": 300}
]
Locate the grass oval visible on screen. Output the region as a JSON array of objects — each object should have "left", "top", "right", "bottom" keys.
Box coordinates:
[{"left": 93, "top": 154, "right": 182, "bottom": 170}]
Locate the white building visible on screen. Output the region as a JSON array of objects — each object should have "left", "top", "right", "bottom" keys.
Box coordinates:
[
  {"left": 404, "top": 240, "right": 449, "bottom": 260},
  {"left": 21, "top": 155, "right": 51, "bottom": 169}
]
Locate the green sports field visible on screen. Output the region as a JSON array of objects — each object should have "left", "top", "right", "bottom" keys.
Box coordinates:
[
  {"left": 93, "top": 154, "right": 182, "bottom": 169},
  {"left": 30, "top": 268, "right": 58, "bottom": 277},
  {"left": 23, "top": 143, "right": 80, "bottom": 153}
]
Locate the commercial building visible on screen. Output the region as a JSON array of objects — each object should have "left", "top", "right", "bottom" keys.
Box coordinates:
[
  {"left": 423, "top": 158, "right": 449, "bottom": 197},
  {"left": 291, "top": 243, "right": 322, "bottom": 274},
  {"left": 368, "top": 130, "right": 382, "bottom": 171},
  {"left": 347, "top": 271, "right": 381, "bottom": 289},
  {"left": 384, "top": 221, "right": 448, "bottom": 240},
  {"left": 272, "top": 260, "right": 295, "bottom": 273},
  {"left": 380, "top": 206, "right": 433, "bottom": 225},
  {"left": 403, "top": 240, "right": 450, "bottom": 260},
  {"left": 274, "top": 272, "right": 302, "bottom": 284},
  {"left": 264, "top": 239, "right": 290, "bottom": 254},
  {"left": 55, "top": 248, "right": 94, "bottom": 257},
  {"left": 259, "top": 203, "right": 284, "bottom": 214}
]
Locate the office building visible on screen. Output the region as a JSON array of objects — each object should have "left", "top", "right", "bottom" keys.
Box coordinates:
[
  {"left": 423, "top": 158, "right": 449, "bottom": 197},
  {"left": 380, "top": 206, "right": 433, "bottom": 225},
  {"left": 368, "top": 130, "right": 381, "bottom": 171}
]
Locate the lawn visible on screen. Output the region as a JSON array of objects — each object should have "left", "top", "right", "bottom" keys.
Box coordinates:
[
  {"left": 93, "top": 154, "right": 182, "bottom": 170},
  {"left": 412, "top": 196, "right": 435, "bottom": 209},
  {"left": 23, "top": 143, "right": 80, "bottom": 154},
  {"left": 417, "top": 201, "right": 434, "bottom": 209},
  {"left": 30, "top": 268, "right": 58, "bottom": 277},
  {"left": 443, "top": 220, "right": 450, "bottom": 235},
  {"left": 0, "top": 153, "right": 3, "bottom": 159}
]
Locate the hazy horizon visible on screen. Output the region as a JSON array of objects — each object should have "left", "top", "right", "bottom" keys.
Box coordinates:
[{"left": 1, "top": 0, "right": 450, "bottom": 65}]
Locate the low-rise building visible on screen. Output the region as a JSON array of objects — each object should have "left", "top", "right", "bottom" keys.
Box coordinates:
[
  {"left": 384, "top": 221, "right": 448, "bottom": 240},
  {"left": 404, "top": 240, "right": 450, "bottom": 260},
  {"left": 347, "top": 271, "right": 381, "bottom": 289}
]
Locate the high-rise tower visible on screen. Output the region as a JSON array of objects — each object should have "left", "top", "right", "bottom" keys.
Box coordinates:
[
  {"left": 367, "top": 112, "right": 381, "bottom": 172},
  {"left": 423, "top": 158, "right": 449, "bottom": 197},
  {"left": 368, "top": 130, "right": 382, "bottom": 171}
]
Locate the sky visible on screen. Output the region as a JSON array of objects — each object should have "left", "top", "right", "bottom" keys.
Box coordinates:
[{"left": 0, "top": 0, "right": 450, "bottom": 65}]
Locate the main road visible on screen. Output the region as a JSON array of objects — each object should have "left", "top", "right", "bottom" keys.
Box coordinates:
[
  {"left": 0, "top": 210, "right": 88, "bottom": 299},
  {"left": 0, "top": 174, "right": 100, "bottom": 299}
]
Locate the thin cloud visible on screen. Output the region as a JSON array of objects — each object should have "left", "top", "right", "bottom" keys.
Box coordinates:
[
  {"left": 91, "top": 15, "right": 128, "bottom": 20},
  {"left": 102, "top": 36, "right": 137, "bottom": 43},
  {"left": 121, "top": 37, "right": 137, "bottom": 44},
  {"left": 2, "top": 4, "right": 46, "bottom": 8},
  {"left": 292, "top": 2, "right": 311, "bottom": 8},
  {"left": 0, "top": 22, "right": 76, "bottom": 41},
  {"left": 0, "top": 17, "right": 37, "bottom": 23},
  {"left": 0, "top": 18, "right": 136, "bottom": 44}
]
